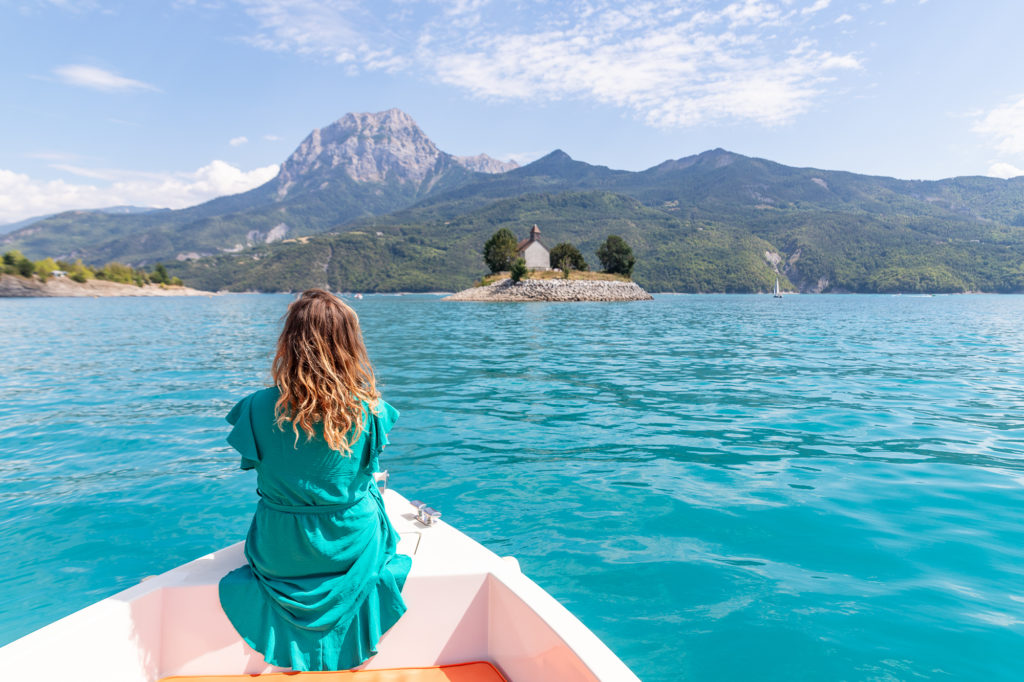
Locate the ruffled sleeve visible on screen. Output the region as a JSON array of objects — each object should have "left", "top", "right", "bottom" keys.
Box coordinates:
[
  {"left": 364, "top": 399, "right": 399, "bottom": 473},
  {"left": 226, "top": 393, "right": 261, "bottom": 470}
]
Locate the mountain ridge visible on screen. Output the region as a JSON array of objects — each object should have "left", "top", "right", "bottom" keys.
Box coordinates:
[
  {"left": 2, "top": 109, "right": 516, "bottom": 262},
  {"left": 4, "top": 108, "right": 1024, "bottom": 293},
  {"left": 0, "top": 205, "right": 160, "bottom": 235}
]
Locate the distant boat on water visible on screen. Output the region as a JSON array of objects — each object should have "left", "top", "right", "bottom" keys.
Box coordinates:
[{"left": 773, "top": 277, "right": 783, "bottom": 298}]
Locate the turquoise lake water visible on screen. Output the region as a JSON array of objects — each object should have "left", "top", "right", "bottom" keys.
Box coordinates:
[{"left": 2, "top": 294, "right": 1023, "bottom": 681}]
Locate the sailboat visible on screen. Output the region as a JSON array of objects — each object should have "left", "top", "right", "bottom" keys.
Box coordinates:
[
  {"left": 0, "top": 485, "right": 638, "bottom": 682},
  {"left": 773, "top": 277, "right": 783, "bottom": 298}
]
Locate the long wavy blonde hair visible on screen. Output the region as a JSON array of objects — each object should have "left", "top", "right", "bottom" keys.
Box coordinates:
[{"left": 272, "top": 289, "right": 379, "bottom": 454}]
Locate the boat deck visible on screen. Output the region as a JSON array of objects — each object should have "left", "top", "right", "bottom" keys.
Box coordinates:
[{"left": 159, "top": 661, "right": 506, "bottom": 681}]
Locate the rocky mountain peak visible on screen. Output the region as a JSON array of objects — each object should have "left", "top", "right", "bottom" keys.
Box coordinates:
[
  {"left": 272, "top": 109, "right": 514, "bottom": 199},
  {"left": 453, "top": 153, "right": 518, "bottom": 174},
  {"left": 332, "top": 108, "right": 424, "bottom": 139},
  {"left": 274, "top": 109, "right": 445, "bottom": 197}
]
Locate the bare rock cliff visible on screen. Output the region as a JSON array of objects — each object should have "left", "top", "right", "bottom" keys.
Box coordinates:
[
  {"left": 273, "top": 109, "right": 515, "bottom": 199},
  {"left": 453, "top": 153, "right": 518, "bottom": 174}
]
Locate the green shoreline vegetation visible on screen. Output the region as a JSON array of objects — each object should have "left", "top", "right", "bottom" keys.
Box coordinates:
[
  {"left": 480, "top": 229, "right": 638, "bottom": 286},
  {"left": 2, "top": 251, "right": 183, "bottom": 287}
]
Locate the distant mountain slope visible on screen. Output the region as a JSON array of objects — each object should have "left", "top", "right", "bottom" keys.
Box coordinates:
[
  {"left": 172, "top": 191, "right": 787, "bottom": 293},
  {"left": 170, "top": 185, "right": 1024, "bottom": 294},
  {"left": 399, "top": 147, "right": 1024, "bottom": 228},
  {"left": 319, "top": 148, "right": 1024, "bottom": 293},
  {"left": 2, "top": 109, "right": 515, "bottom": 263},
  {"left": 5, "top": 109, "right": 1024, "bottom": 293},
  {"left": 0, "top": 206, "right": 158, "bottom": 236}
]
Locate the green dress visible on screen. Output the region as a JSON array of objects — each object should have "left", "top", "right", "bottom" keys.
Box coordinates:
[{"left": 218, "top": 387, "right": 412, "bottom": 671}]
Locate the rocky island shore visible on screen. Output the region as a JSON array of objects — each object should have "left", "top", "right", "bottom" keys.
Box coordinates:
[
  {"left": 444, "top": 278, "right": 653, "bottom": 302},
  {"left": 0, "top": 274, "right": 212, "bottom": 298}
]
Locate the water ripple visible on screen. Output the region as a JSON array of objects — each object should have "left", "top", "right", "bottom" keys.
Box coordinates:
[{"left": 2, "top": 294, "right": 1024, "bottom": 681}]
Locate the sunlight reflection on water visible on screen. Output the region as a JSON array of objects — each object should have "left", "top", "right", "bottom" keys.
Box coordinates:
[{"left": 2, "top": 293, "right": 1024, "bottom": 681}]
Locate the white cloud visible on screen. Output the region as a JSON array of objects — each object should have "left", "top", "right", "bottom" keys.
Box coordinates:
[
  {"left": 835, "top": 13, "right": 852, "bottom": 23},
  {"left": 801, "top": 0, "right": 830, "bottom": 15},
  {"left": 446, "top": 0, "right": 489, "bottom": 14},
  {"left": 49, "top": 164, "right": 119, "bottom": 180},
  {"left": 219, "top": 0, "right": 859, "bottom": 129},
  {"left": 235, "top": 0, "right": 407, "bottom": 71},
  {"left": 264, "top": 134, "right": 281, "bottom": 141},
  {"left": 229, "top": 136, "right": 249, "bottom": 146},
  {"left": 987, "top": 162, "right": 1023, "bottom": 179},
  {"left": 721, "top": 0, "right": 783, "bottom": 27},
  {"left": 0, "top": 161, "right": 279, "bottom": 224},
  {"left": 973, "top": 94, "right": 1024, "bottom": 156},
  {"left": 425, "top": 5, "right": 860, "bottom": 127},
  {"left": 53, "top": 64, "right": 159, "bottom": 92}
]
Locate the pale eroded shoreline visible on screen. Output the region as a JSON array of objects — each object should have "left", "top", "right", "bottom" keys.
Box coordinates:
[{"left": 0, "top": 274, "right": 213, "bottom": 298}]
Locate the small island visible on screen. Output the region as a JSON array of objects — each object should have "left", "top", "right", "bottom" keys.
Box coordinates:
[{"left": 443, "top": 226, "right": 653, "bottom": 302}]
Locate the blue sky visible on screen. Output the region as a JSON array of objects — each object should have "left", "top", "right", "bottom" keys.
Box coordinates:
[{"left": 1, "top": 0, "right": 1023, "bottom": 224}]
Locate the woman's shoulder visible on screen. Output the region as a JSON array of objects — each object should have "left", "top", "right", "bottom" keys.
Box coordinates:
[
  {"left": 368, "top": 398, "right": 399, "bottom": 430},
  {"left": 359, "top": 398, "right": 399, "bottom": 472},
  {"left": 358, "top": 397, "right": 397, "bottom": 428},
  {"left": 252, "top": 386, "right": 281, "bottom": 404},
  {"left": 227, "top": 386, "right": 280, "bottom": 424}
]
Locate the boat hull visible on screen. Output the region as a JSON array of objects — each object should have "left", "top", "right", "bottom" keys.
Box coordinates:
[{"left": 0, "top": 489, "right": 638, "bottom": 682}]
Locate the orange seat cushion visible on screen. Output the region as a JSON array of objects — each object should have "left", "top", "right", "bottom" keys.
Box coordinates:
[{"left": 159, "top": 661, "right": 507, "bottom": 682}]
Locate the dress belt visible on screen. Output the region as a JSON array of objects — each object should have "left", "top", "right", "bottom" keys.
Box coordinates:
[{"left": 257, "top": 492, "right": 361, "bottom": 514}]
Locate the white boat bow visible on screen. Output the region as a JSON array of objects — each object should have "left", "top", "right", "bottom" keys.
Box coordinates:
[{"left": 0, "top": 488, "right": 639, "bottom": 682}]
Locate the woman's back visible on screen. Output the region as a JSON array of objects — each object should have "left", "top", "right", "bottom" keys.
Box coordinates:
[
  {"left": 218, "top": 289, "right": 411, "bottom": 672},
  {"left": 228, "top": 386, "right": 398, "bottom": 507}
]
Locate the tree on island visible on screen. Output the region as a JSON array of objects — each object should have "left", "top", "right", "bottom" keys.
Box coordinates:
[
  {"left": 483, "top": 228, "right": 518, "bottom": 273},
  {"left": 550, "top": 242, "right": 588, "bottom": 277},
  {"left": 597, "top": 235, "right": 636, "bottom": 277},
  {"left": 510, "top": 257, "right": 528, "bottom": 283}
]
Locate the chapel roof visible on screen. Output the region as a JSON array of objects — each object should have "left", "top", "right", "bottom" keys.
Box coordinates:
[{"left": 516, "top": 224, "right": 546, "bottom": 252}]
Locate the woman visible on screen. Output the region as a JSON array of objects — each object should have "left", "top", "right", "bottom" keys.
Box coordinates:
[{"left": 219, "top": 289, "right": 411, "bottom": 671}]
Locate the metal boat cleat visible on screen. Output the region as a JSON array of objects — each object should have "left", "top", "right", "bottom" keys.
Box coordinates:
[
  {"left": 409, "top": 499, "right": 442, "bottom": 526},
  {"left": 374, "top": 470, "right": 389, "bottom": 492}
]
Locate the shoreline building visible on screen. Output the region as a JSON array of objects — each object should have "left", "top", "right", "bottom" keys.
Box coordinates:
[{"left": 517, "top": 224, "right": 550, "bottom": 270}]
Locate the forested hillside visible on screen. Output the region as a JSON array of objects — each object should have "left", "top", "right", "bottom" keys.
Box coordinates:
[{"left": 7, "top": 110, "right": 1024, "bottom": 294}]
